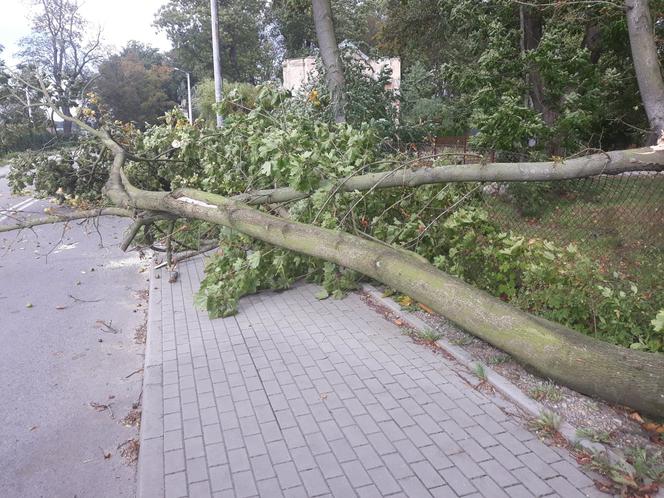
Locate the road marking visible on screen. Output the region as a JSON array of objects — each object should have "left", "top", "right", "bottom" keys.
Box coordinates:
[
  {"left": 1, "top": 198, "right": 33, "bottom": 213},
  {"left": 0, "top": 198, "right": 39, "bottom": 223}
]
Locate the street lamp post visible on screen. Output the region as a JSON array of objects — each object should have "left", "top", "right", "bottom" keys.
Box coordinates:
[
  {"left": 173, "top": 67, "right": 193, "bottom": 124},
  {"left": 210, "top": 0, "right": 224, "bottom": 127}
]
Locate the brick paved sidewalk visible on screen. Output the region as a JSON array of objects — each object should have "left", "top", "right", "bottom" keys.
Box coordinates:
[{"left": 138, "top": 257, "right": 601, "bottom": 498}]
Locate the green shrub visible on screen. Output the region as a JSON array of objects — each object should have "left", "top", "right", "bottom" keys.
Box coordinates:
[
  {"left": 432, "top": 207, "right": 664, "bottom": 352},
  {"left": 193, "top": 79, "right": 260, "bottom": 125}
]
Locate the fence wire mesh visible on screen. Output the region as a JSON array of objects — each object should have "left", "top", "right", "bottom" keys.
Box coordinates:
[
  {"left": 412, "top": 142, "right": 664, "bottom": 253},
  {"left": 480, "top": 171, "right": 664, "bottom": 252}
]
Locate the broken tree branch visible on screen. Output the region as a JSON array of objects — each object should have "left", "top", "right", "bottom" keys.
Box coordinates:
[{"left": 0, "top": 207, "right": 132, "bottom": 233}]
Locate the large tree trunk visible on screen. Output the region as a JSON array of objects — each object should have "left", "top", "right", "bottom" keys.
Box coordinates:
[
  {"left": 312, "top": 0, "right": 346, "bottom": 123},
  {"left": 626, "top": 0, "right": 664, "bottom": 143},
  {"left": 61, "top": 104, "right": 73, "bottom": 136},
  {"left": 520, "top": 5, "right": 560, "bottom": 153}
]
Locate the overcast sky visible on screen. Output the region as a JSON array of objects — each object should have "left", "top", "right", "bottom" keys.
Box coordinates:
[{"left": 1, "top": 0, "right": 172, "bottom": 65}]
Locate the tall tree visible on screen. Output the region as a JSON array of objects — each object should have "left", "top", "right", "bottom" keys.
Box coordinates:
[
  {"left": 154, "top": 0, "right": 275, "bottom": 84},
  {"left": 19, "top": 0, "right": 102, "bottom": 136},
  {"left": 94, "top": 43, "right": 178, "bottom": 127},
  {"left": 0, "top": 47, "right": 49, "bottom": 152},
  {"left": 626, "top": 0, "right": 664, "bottom": 142},
  {"left": 270, "top": 0, "right": 382, "bottom": 59},
  {"left": 312, "top": 0, "right": 346, "bottom": 123}
]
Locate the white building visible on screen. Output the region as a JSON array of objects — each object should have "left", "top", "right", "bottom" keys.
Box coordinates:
[{"left": 282, "top": 45, "right": 401, "bottom": 95}]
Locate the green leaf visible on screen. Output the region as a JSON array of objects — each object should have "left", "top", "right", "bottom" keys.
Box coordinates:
[
  {"left": 247, "top": 250, "right": 261, "bottom": 269},
  {"left": 315, "top": 289, "right": 329, "bottom": 300},
  {"left": 260, "top": 161, "right": 273, "bottom": 176},
  {"left": 652, "top": 310, "right": 664, "bottom": 333}
]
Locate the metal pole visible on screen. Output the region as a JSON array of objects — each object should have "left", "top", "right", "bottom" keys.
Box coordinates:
[
  {"left": 186, "top": 72, "right": 193, "bottom": 124},
  {"left": 25, "top": 87, "right": 33, "bottom": 122},
  {"left": 210, "top": 0, "right": 224, "bottom": 127}
]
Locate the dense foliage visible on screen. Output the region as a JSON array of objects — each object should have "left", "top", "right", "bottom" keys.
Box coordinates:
[
  {"left": 379, "top": 0, "right": 655, "bottom": 152},
  {"left": 94, "top": 42, "right": 180, "bottom": 127},
  {"left": 154, "top": 0, "right": 276, "bottom": 83}
]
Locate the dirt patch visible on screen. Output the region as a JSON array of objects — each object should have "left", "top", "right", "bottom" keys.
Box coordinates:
[
  {"left": 133, "top": 289, "right": 149, "bottom": 344},
  {"left": 118, "top": 438, "right": 140, "bottom": 465}
]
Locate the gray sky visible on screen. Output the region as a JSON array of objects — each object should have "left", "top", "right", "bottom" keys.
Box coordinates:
[{"left": 1, "top": 0, "right": 172, "bottom": 64}]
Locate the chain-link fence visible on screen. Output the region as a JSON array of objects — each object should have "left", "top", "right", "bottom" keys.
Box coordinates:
[
  {"left": 481, "top": 171, "right": 664, "bottom": 252},
  {"left": 411, "top": 140, "right": 664, "bottom": 253}
]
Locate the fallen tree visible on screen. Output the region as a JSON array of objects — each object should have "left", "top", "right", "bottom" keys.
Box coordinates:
[
  {"left": 0, "top": 60, "right": 661, "bottom": 418},
  {"left": 3, "top": 92, "right": 663, "bottom": 417}
]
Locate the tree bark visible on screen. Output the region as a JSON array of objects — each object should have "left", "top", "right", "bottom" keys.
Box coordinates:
[
  {"left": 311, "top": 0, "right": 346, "bottom": 123},
  {"left": 626, "top": 0, "right": 664, "bottom": 143},
  {"left": 520, "top": 5, "right": 559, "bottom": 153},
  {"left": 61, "top": 104, "right": 73, "bottom": 136}
]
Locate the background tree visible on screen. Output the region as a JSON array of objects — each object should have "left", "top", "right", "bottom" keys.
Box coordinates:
[
  {"left": 626, "top": 0, "right": 664, "bottom": 142},
  {"left": 18, "top": 0, "right": 103, "bottom": 136},
  {"left": 154, "top": 0, "right": 276, "bottom": 84},
  {"left": 312, "top": 0, "right": 347, "bottom": 123},
  {"left": 0, "top": 46, "right": 50, "bottom": 154},
  {"left": 94, "top": 42, "right": 179, "bottom": 127},
  {"left": 379, "top": 0, "right": 656, "bottom": 152}
]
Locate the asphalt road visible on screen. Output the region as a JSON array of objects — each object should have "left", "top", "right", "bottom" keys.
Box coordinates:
[{"left": 0, "top": 169, "right": 147, "bottom": 498}]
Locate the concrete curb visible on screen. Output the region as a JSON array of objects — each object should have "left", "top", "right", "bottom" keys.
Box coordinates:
[
  {"left": 361, "top": 283, "right": 620, "bottom": 460},
  {"left": 137, "top": 261, "right": 164, "bottom": 498}
]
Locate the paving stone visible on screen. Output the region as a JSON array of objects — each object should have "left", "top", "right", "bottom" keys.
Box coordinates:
[
  {"left": 354, "top": 444, "right": 383, "bottom": 470},
  {"left": 327, "top": 475, "right": 355, "bottom": 497},
  {"left": 398, "top": 475, "right": 433, "bottom": 497},
  {"left": 341, "top": 461, "right": 373, "bottom": 488},
  {"left": 547, "top": 476, "right": 589, "bottom": 497},
  {"left": 165, "top": 471, "right": 188, "bottom": 498},
  {"left": 138, "top": 259, "right": 596, "bottom": 498},
  {"left": 503, "top": 483, "right": 536, "bottom": 498},
  {"left": 187, "top": 457, "right": 210, "bottom": 483},
  {"left": 300, "top": 468, "right": 329, "bottom": 496},
  {"left": 439, "top": 467, "right": 477, "bottom": 496},
  {"left": 479, "top": 459, "right": 519, "bottom": 488},
  {"left": 256, "top": 478, "right": 284, "bottom": 498},
  {"left": 275, "top": 461, "right": 302, "bottom": 490},
  {"left": 184, "top": 436, "right": 205, "bottom": 460},
  {"left": 291, "top": 446, "right": 316, "bottom": 471},
  {"left": 511, "top": 466, "right": 553, "bottom": 496},
  {"left": 267, "top": 439, "right": 291, "bottom": 464},
  {"left": 471, "top": 476, "right": 510, "bottom": 498},
  {"left": 206, "top": 442, "right": 227, "bottom": 467},
  {"left": 227, "top": 447, "right": 250, "bottom": 473},
  {"left": 393, "top": 438, "right": 425, "bottom": 464},
  {"left": 519, "top": 452, "right": 559, "bottom": 479},
  {"left": 487, "top": 444, "right": 524, "bottom": 471},
  {"left": 188, "top": 480, "right": 212, "bottom": 498},
  {"left": 164, "top": 429, "right": 184, "bottom": 452},
  {"left": 411, "top": 460, "right": 445, "bottom": 488},
  {"left": 165, "top": 449, "right": 185, "bottom": 475},
  {"left": 232, "top": 470, "right": 258, "bottom": 498},
  {"left": 551, "top": 459, "right": 594, "bottom": 488}
]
